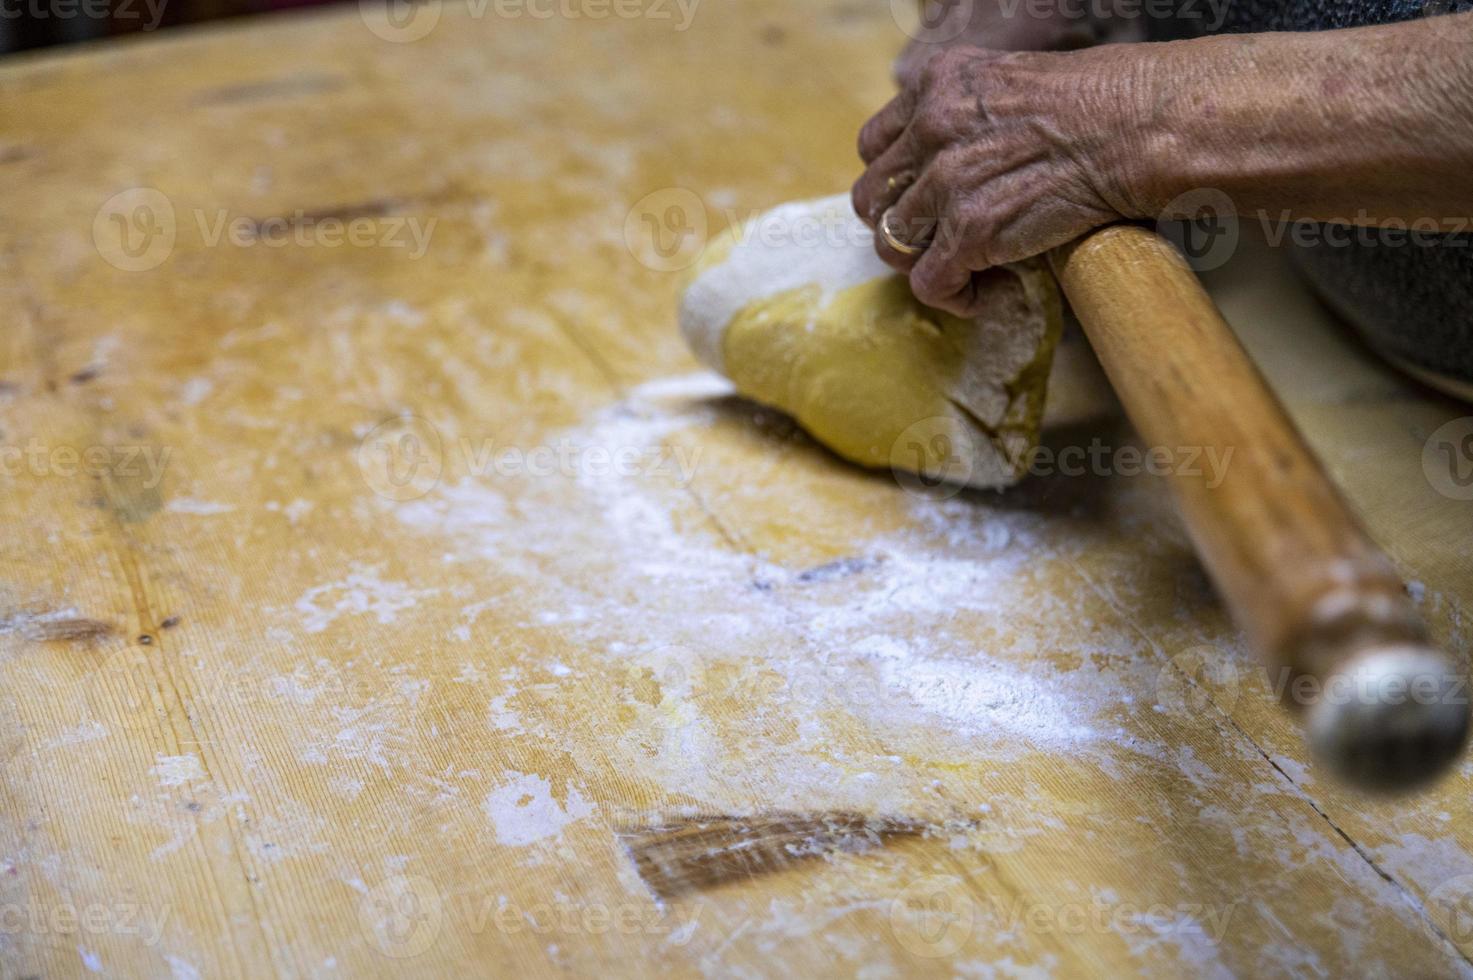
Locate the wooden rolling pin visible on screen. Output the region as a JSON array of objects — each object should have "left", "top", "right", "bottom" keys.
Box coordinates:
[{"left": 1048, "top": 225, "right": 1468, "bottom": 793}]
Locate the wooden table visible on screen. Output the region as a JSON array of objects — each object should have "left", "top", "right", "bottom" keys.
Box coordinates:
[{"left": 2, "top": 1, "right": 1472, "bottom": 975}]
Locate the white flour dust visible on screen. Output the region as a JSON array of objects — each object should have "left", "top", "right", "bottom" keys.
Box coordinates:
[
  {"left": 677, "top": 194, "right": 889, "bottom": 373},
  {"left": 484, "top": 771, "right": 597, "bottom": 847},
  {"left": 396, "top": 372, "right": 1138, "bottom": 771}
]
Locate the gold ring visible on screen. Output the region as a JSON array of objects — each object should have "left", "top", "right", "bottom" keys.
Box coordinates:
[
  {"left": 885, "top": 171, "right": 916, "bottom": 194},
  {"left": 879, "top": 209, "right": 928, "bottom": 257}
]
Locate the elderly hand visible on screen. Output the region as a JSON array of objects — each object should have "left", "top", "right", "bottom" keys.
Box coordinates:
[
  {"left": 892, "top": 0, "right": 1143, "bottom": 86},
  {"left": 893, "top": 2, "right": 1099, "bottom": 85},
  {"left": 853, "top": 45, "right": 1154, "bottom": 316}
]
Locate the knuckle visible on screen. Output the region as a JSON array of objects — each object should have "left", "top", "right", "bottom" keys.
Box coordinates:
[
  {"left": 911, "top": 267, "right": 949, "bottom": 307},
  {"left": 929, "top": 148, "right": 965, "bottom": 185},
  {"left": 922, "top": 46, "right": 965, "bottom": 86},
  {"left": 938, "top": 207, "right": 990, "bottom": 261},
  {"left": 911, "top": 103, "right": 950, "bottom": 143}
]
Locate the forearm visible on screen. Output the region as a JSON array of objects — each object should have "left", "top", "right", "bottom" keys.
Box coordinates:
[{"left": 1124, "top": 14, "right": 1473, "bottom": 225}]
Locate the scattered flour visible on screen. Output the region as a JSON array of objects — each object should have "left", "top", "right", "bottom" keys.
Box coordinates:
[
  {"left": 150, "top": 753, "right": 206, "bottom": 788},
  {"left": 294, "top": 568, "right": 437, "bottom": 634},
  {"left": 483, "top": 771, "right": 595, "bottom": 847},
  {"left": 166, "top": 499, "right": 236, "bottom": 516},
  {"left": 393, "top": 371, "right": 1144, "bottom": 799},
  {"left": 165, "top": 955, "right": 201, "bottom": 980}
]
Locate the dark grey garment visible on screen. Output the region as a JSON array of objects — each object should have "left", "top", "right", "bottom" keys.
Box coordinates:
[{"left": 1149, "top": 0, "right": 1473, "bottom": 387}]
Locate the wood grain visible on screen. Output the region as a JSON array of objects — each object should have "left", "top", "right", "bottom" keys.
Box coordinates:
[{"left": 0, "top": 2, "right": 1471, "bottom": 976}]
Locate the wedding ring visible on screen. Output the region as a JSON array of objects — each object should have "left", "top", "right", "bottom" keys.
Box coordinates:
[{"left": 879, "top": 208, "right": 929, "bottom": 257}]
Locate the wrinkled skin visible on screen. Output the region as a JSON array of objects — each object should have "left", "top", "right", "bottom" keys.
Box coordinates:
[
  {"left": 853, "top": 45, "right": 1147, "bottom": 313},
  {"left": 856, "top": 8, "right": 1473, "bottom": 316},
  {"left": 892, "top": 0, "right": 1143, "bottom": 83}
]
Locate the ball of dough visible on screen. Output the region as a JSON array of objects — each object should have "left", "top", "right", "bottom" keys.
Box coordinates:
[{"left": 678, "top": 194, "right": 1062, "bottom": 489}]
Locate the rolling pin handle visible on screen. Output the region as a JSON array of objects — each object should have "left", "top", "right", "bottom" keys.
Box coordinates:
[
  {"left": 1050, "top": 224, "right": 1469, "bottom": 793},
  {"left": 1304, "top": 641, "right": 1469, "bottom": 792}
]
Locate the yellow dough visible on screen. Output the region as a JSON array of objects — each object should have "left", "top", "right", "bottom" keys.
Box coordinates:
[{"left": 678, "top": 195, "right": 1062, "bottom": 488}]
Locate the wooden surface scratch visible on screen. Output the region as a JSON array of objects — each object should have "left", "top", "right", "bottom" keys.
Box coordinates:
[{"left": 1, "top": 1, "right": 1472, "bottom": 976}]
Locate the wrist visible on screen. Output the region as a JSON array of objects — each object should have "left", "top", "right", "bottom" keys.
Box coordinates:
[
  {"left": 1114, "top": 22, "right": 1473, "bottom": 224},
  {"left": 1021, "top": 43, "right": 1177, "bottom": 221}
]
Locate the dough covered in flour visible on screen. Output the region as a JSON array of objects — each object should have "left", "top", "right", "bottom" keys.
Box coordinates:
[{"left": 678, "top": 194, "right": 1062, "bottom": 489}]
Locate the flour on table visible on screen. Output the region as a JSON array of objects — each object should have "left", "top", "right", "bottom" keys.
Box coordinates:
[
  {"left": 484, "top": 771, "right": 596, "bottom": 847},
  {"left": 391, "top": 372, "right": 1166, "bottom": 816}
]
